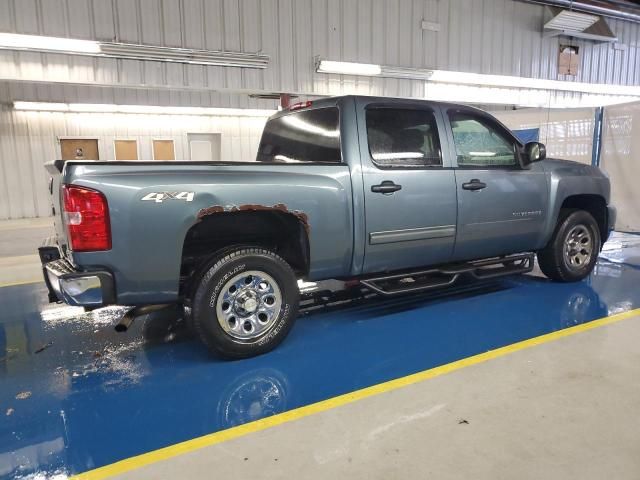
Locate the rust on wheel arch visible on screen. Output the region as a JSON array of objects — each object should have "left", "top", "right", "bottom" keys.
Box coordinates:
[{"left": 196, "top": 203, "right": 310, "bottom": 234}]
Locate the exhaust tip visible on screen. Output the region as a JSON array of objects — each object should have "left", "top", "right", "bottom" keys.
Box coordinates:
[
  {"left": 114, "top": 323, "right": 129, "bottom": 333},
  {"left": 115, "top": 311, "right": 135, "bottom": 332},
  {"left": 114, "top": 304, "right": 173, "bottom": 333}
]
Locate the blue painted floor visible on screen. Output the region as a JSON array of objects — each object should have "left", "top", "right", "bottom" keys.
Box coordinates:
[{"left": 1, "top": 232, "right": 640, "bottom": 479}]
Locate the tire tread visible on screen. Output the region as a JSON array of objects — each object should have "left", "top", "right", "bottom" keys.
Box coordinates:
[
  {"left": 191, "top": 247, "right": 298, "bottom": 359},
  {"left": 537, "top": 209, "right": 600, "bottom": 282}
]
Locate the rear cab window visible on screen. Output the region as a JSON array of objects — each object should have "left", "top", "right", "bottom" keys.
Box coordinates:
[
  {"left": 257, "top": 107, "right": 341, "bottom": 164},
  {"left": 365, "top": 107, "right": 442, "bottom": 168}
]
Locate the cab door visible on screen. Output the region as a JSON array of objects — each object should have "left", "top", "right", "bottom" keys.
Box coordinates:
[
  {"left": 356, "top": 99, "right": 458, "bottom": 274},
  {"left": 444, "top": 108, "right": 548, "bottom": 261}
]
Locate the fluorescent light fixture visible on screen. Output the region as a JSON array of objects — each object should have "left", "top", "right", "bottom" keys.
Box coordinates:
[
  {"left": 424, "top": 82, "right": 639, "bottom": 108},
  {"left": 0, "top": 32, "right": 269, "bottom": 68},
  {"left": 13, "top": 101, "right": 70, "bottom": 112},
  {"left": 318, "top": 57, "right": 639, "bottom": 108},
  {"left": 544, "top": 10, "right": 599, "bottom": 33},
  {"left": 317, "top": 58, "right": 640, "bottom": 98},
  {"left": 317, "top": 60, "right": 382, "bottom": 76},
  {"left": 68, "top": 103, "right": 119, "bottom": 113},
  {"left": 99, "top": 43, "right": 269, "bottom": 68},
  {"left": 428, "top": 70, "right": 640, "bottom": 97},
  {"left": 316, "top": 59, "right": 433, "bottom": 80},
  {"left": 424, "top": 83, "right": 548, "bottom": 108},
  {"left": 0, "top": 32, "right": 100, "bottom": 54},
  {"left": 13, "top": 101, "right": 276, "bottom": 117}
]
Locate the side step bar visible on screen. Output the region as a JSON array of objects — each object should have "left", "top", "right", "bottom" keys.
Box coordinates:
[{"left": 360, "top": 252, "right": 534, "bottom": 296}]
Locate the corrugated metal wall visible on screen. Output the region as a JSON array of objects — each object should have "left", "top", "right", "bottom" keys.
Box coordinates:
[
  {"left": 1, "top": 0, "right": 639, "bottom": 219},
  {"left": 0, "top": 80, "right": 281, "bottom": 108},
  {"left": 0, "top": 105, "right": 269, "bottom": 219},
  {"left": 1, "top": 0, "right": 639, "bottom": 96}
]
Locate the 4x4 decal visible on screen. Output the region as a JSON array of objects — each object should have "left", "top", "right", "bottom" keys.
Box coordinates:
[{"left": 141, "top": 192, "right": 195, "bottom": 203}]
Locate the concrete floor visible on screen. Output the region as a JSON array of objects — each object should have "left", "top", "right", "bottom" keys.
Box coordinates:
[
  {"left": 0, "top": 217, "right": 53, "bottom": 286},
  {"left": 116, "top": 313, "right": 640, "bottom": 480},
  {"left": 1, "top": 219, "right": 640, "bottom": 479}
]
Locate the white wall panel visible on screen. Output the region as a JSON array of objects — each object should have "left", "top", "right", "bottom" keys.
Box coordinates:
[
  {"left": 0, "top": 0, "right": 638, "bottom": 96},
  {"left": 0, "top": 104, "right": 270, "bottom": 219},
  {"left": 601, "top": 101, "right": 640, "bottom": 232},
  {"left": 0, "top": 80, "right": 281, "bottom": 109},
  {"left": 493, "top": 107, "right": 596, "bottom": 165}
]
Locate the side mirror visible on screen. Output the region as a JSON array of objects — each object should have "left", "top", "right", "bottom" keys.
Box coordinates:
[{"left": 524, "top": 142, "right": 546, "bottom": 165}]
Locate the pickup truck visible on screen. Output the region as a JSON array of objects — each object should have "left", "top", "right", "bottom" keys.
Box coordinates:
[{"left": 40, "top": 95, "right": 616, "bottom": 358}]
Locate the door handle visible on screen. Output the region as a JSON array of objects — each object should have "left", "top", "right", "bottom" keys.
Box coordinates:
[
  {"left": 371, "top": 181, "right": 402, "bottom": 194},
  {"left": 462, "top": 179, "right": 487, "bottom": 191}
]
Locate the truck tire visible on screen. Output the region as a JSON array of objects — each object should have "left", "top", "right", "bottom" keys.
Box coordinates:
[
  {"left": 537, "top": 209, "right": 601, "bottom": 282},
  {"left": 191, "top": 247, "right": 299, "bottom": 359}
]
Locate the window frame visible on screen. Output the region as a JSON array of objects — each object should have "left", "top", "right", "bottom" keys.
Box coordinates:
[
  {"left": 257, "top": 106, "right": 343, "bottom": 165},
  {"left": 446, "top": 108, "right": 524, "bottom": 170},
  {"left": 364, "top": 104, "right": 444, "bottom": 170}
]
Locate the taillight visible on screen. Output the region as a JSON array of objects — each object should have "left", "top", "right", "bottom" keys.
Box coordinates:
[{"left": 62, "top": 185, "right": 111, "bottom": 252}]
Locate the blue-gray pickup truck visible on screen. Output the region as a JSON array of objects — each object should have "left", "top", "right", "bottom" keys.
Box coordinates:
[{"left": 40, "top": 95, "right": 615, "bottom": 358}]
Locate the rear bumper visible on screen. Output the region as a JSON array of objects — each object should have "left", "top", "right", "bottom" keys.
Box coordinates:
[
  {"left": 44, "top": 259, "right": 115, "bottom": 307},
  {"left": 39, "top": 238, "right": 115, "bottom": 307}
]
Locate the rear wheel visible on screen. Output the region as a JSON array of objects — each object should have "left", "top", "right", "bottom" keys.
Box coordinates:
[
  {"left": 537, "top": 209, "right": 600, "bottom": 282},
  {"left": 191, "top": 247, "right": 299, "bottom": 359}
]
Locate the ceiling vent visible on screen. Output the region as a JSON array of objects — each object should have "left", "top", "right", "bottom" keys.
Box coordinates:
[{"left": 544, "top": 7, "right": 618, "bottom": 42}]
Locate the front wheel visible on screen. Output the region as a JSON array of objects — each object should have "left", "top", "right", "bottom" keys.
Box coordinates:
[
  {"left": 537, "top": 209, "right": 601, "bottom": 282},
  {"left": 192, "top": 247, "right": 300, "bottom": 359}
]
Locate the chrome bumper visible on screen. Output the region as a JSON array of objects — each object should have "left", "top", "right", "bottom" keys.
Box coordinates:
[{"left": 43, "top": 259, "right": 115, "bottom": 307}]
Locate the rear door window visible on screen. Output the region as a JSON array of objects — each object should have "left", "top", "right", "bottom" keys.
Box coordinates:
[
  {"left": 257, "top": 107, "right": 341, "bottom": 163},
  {"left": 365, "top": 107, "right": 442, "bottom": 168}
]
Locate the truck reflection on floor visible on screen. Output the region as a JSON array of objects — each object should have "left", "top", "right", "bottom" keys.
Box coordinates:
[{"left": 216, "top": 368, "right": 289, "bottom": 429}]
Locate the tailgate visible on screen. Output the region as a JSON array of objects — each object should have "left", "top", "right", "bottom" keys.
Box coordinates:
[{"left": 44, "top": 160, "right": 68, "bottom": 251}]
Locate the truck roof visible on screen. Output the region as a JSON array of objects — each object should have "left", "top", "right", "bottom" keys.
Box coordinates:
[{"left": 270, "top": 94, "right": 487, "bottom": 120}]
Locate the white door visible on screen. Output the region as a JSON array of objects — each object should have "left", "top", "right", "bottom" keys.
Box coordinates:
[{"left": 188, "top": 133, "right": 221, "bottom": 161}]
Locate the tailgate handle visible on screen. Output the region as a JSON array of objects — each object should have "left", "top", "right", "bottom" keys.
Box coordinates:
[
  {"left": 462, "top": 179, "right": 487, "bottom": 191},
  {"left": 371, "top": 181, "right": 402, "bottom": 194}
]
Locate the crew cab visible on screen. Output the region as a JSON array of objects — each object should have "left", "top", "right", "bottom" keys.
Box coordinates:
[{"left": 40, "top": 96, "right": 615, "bottom": 358}]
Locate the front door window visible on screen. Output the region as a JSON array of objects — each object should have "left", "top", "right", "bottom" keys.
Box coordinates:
[{"left": 449, "top": 114, "right": 517, "bottom": 167}]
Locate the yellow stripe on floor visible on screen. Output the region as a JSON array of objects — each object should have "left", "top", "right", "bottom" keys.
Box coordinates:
[
  {"left": 71, "top": 307, "right": 640, "bottom": 480},
  {"left": 0, "top": 279, "right": 42, "bottom": 288}
]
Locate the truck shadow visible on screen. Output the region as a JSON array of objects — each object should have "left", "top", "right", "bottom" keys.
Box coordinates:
[{"left": 137, "top": 276, "right": 516, "bottom": 350}]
